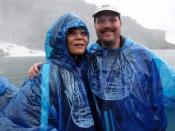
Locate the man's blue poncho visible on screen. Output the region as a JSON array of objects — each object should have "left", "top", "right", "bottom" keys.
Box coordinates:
[{"left": 87, "top": 37, "right": 175, "bottom": 131}]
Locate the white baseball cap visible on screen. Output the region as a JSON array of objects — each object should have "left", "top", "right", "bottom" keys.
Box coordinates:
[{"left": 92, "top": 4, "right": 120, "bottom": 17}]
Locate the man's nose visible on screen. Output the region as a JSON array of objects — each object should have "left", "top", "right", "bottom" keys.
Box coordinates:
[{"left": 102, "top": 20, "right": 112, "bottom": 27}]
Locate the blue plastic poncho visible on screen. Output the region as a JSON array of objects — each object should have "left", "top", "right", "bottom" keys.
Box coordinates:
[
  {"left": 0, "top": 77, "right": 18, "bottom": 110},
  {"left": 0, "top": 13, "right": 96, "bottom": 131},
  {"left": 152, "top": 54, "right": 175, "bottom": 108},
  {"left": 87, "top": 36, "right": 172, "bottom": 131}
]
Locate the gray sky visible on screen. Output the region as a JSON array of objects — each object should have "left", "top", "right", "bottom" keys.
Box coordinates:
[{"left": 84, "top": 0, "right": 175, "bottom": 44}]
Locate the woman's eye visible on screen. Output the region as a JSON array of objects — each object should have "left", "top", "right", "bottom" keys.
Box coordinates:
[
  {"left": 68, "top": 30, "right": 87, "bottom": 37},
  {"left": 80, "top": 31, "right": 87, "bottom": 36}
]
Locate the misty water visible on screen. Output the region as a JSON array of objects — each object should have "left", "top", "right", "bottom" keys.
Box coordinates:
[
  {"left": 153, "top": 49, "right": 175, "bottom": 67},
  {"left": 0, "top": 49, "right": 174, "bottom": 131}
]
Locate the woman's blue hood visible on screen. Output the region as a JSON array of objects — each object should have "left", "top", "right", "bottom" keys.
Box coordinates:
[{"left": 45, "top": 13, "right": 89, "bottom": 67}]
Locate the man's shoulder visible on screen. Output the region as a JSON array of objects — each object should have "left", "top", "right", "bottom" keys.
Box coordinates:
[
  {"left": 87, "top": 42, "right": 99, "bottom": 52},
  {"left": 125, "top": 37, "right": 151, "bottom": 53},
  {"left": 123, "top": 37, "right": 159, "bottom": 61}
]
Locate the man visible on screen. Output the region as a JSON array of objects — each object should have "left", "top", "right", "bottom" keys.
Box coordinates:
[
  {"left": 87, "top": 4, "right": 169, "bottom": 131},
  {"left": 29, "top": 4, "right": 175, "bottom": 130}
]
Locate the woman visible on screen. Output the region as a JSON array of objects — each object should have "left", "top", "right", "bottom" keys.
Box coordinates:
[{"left": 0, "top": 13, "right": 97, "bottom": 131}]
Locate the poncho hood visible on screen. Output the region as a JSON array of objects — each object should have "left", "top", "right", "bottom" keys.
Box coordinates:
[{"left": 45, "top": 13, "right": 89, "bottom": 68}]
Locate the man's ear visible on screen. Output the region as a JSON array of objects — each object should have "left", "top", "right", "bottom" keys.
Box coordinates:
[
  {"left": 120, "top": 21, "right": 122, "bottom": 27},
  {"left": 94, "top": 22, "right": 96, "bottom": 29}
]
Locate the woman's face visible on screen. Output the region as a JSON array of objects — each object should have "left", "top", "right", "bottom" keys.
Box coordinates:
[{"left": 67, "top": 28, "right": 88, "bottom": 56}]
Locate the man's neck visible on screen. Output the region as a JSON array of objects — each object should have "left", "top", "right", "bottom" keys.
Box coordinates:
[{"left": 102, "top": 37, "right": 121, "bottom": 49}]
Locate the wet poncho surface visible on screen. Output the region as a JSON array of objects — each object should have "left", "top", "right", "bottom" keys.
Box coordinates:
[{"left": 0, "top": 77, "right": 18, "bottom": 110}]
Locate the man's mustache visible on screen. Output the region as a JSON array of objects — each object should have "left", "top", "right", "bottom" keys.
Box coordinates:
[{"left": 100, "top": 28, "right": 114, "bottom": 33}]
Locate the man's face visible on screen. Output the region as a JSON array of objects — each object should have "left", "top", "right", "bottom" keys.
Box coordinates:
[
  {"left": 94, "top": 12, "right": 121, "bottom": 47},
  {"left": 67, "top": 28, "right": 88, "bottom": 56}
]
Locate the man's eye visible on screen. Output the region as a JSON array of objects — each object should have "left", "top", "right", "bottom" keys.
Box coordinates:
[
  {"left": 97, "top": 20, "right": 105, "bottom": 24},
  {"left": 110, "top": 18, "right": 118, "bottom": 22}
]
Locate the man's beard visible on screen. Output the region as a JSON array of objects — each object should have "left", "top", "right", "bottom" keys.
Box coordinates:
[{"left": 102, "top": 39, "right": 115, "bottom": 48}]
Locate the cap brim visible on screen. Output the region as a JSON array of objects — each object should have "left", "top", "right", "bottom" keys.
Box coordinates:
[{"left": 92, "top": 10, "right": 120, "bottom": 17}]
